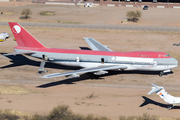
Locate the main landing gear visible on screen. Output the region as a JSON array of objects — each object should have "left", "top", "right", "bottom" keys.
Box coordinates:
[
  {"left": 159, "top": 71, "right": 164, "bottom": 77},
  {"left": 159, "top": 69, "right": 172, "bottom": 77},
  {"left": 38, "top": 55, "right": 48, "bottom": 74},
  {"left": 167, "top": 105, "right": 174, "bottom": 110}
]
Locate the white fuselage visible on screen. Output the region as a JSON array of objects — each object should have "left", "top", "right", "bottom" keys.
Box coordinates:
[
  {"left": 157, "top": 89, "right": 180, "bottom": 105},
  {"left": 15, "top": 49, "right": 178, "bottom": 72}
]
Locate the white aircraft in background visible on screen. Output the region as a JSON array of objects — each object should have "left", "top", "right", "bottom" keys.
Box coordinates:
[
  {"left": 148, "top": 83, "right": 180, "bottom": 110},
  {"left": 4, "top": 22, "right": 178, "bottom": 79},
  {"left": 0, "top": 32, "right": 9, "bottom": 41}
]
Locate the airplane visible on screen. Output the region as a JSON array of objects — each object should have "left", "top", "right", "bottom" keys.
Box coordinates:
[
  {"left": 148, "top": 83, "right": 180, "bottom": 110},
  {"left": 4, "top": 22, "right": 178, "bottom": 79},
  {"left": 0, "top": 32, "right": 9, "bottom": 41}
]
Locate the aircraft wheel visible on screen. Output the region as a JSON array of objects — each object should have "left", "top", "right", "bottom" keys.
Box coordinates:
[
  {"left": 167, "top": 105, "right": 173, "bottom": 110},
  {"left": 37, "top": 70, "right": 48, "bottom": 75},
  {"left": 159, "top": 72, "right": 163, "bottom": 77}
]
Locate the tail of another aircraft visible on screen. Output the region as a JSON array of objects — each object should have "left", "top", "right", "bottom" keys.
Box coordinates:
[
  {"left": 148, "top": 83, "right": 174, "bottom": 104},
  {"left": 9, "top": 22, "right": 45, "bottom": 48}
]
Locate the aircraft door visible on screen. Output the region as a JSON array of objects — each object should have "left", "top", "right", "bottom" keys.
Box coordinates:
[
  {"left": 42, "top": 54, "right": 48, "bottom": 61},
  {"left": 153, "top": 61, "right": 157, "bottom": 67},
  {"left": 101, "top": 58, "right": 104, "bottom": 64},
  {"left": 76, "top": 57, "right": 80, "bottom": 62},
  {"left": 112, "top": 57, "right": 116, "bottom": 62}
]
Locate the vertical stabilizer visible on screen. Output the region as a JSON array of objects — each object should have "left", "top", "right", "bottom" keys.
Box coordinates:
[
  {"left": 9, "top": 22, "right": 45, "bottom": 48},
  {"left": 148, "top": 83, "right": 174, "bottom": 104},
  {"left": 148, "top": 83, "right": 163, "bottom": 95}
]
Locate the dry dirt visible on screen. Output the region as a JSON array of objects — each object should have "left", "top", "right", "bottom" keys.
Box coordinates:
[
  {"left": 1, "top": 2, "right": 180, "bottom": 26},
  {"left": 1, "top": 2, "right": 180, "bottom": 120}
]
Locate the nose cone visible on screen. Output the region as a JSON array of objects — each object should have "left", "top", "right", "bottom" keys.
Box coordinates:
[{"left": 171, "top": 58, "right": 178, "bottom": 68}]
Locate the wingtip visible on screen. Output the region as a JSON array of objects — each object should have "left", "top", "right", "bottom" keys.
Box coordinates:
[
  {"left": 40, "top": 76, "right": 48, "bottom": 78},
  {"left": 40, "top": 73, "right": 61, "bottom": 79},
  {"left": 83, "top": 37, "right": 89, "bottom": 39},
  {"left": 151, "top": 83, "right": 161, "bottom": 88}
]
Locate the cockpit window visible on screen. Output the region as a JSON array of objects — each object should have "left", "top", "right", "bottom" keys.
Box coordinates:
[{"left": 164, "top": 54, "right": 170, "bottom": 57}]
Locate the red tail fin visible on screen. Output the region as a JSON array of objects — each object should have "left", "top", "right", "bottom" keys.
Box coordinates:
[{"left": 9, "top": 22, "right": 45, "bottom": 48}]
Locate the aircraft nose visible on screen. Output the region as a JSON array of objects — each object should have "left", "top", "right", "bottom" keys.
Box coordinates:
[{"left": 171, "top": 58, "right": 178, "bottom": 67}]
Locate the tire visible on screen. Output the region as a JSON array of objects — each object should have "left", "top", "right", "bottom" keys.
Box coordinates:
[{"left": 159, "top": 72, "right": 163, "bottom": 77}]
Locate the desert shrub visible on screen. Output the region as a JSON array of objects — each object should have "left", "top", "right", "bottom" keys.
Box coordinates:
[
  {"left": 87, "top": 92, "right": 95, "bottom": 99},
  {"left": 119, "top": 113, "right": 158, "bottom": 120},
  {"left": 126, "top": 10, "right": 142, "bottom": 22},
  {"left": 126, "top": 116, "right": 136, "bottom": 120},
  {"left": 84, "top": 114, "right": 109, "bottom": 120},
  {"left": 47, "top": 105, "right": 109, "bottom": 120},
  {"left": 119, "top": 116, "right": 126, "bottom": 120},
  {"left": 119, "top": 116, "right": 136, "bottom": 120},
  {"left": 31, "top": 114, "right": 47, "bottom": 120},
  {"left": 47, "top": 105, "right": 74, "bottom": 120},
  {"left": 21, "top": 8, "right": 32, "bottom": 19},
  {"left": 137, "top": 113, "right": 158, "bottom": 120},
  {"left": 0, "top": 109, "right": 20, "bottom": 120},
  {"left": 70, "top": 114, "right": 84, "bottom": 120}
]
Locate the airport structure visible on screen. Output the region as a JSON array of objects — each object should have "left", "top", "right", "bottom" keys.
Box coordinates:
[
  {"left": 1, "top": 0, "right": 180, "bottom": 8},
  {"left": 31, "top": 0, "right": 180, "bottom": 8},
  {"left": 32, "top": 0, "right": 180, "bottom": 3}
]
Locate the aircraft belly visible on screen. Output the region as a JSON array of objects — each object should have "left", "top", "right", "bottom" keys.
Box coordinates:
[
  {"left": 53, "top": 61, "right": 81, "bottom": 67},
  {"left": 52, "top": 61, "right": 136, "bottom": 70},
  {"left": 174, "top": 97, "right": 180, "bottom": 104},
  {"left": 134, "top": 65, "right": 172, "bottom": 71},
  {"left": 132, "top": 65, "right": 160, "bottom": 71}
]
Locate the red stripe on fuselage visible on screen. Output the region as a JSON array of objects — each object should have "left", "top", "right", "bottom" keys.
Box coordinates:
[{"left": 14, "top": 46, "right": 171, "bottom": 58}]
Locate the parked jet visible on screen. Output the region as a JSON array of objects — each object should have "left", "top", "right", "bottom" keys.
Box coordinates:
[
  {"left": 148, "top": 83, "right": 180, "bottom": 110},
  {"left": 4, "top": 22, "right": 178, "bottom": 79},
  {"left": 0, "top": 32, "right": 9, "bottom": 41}
]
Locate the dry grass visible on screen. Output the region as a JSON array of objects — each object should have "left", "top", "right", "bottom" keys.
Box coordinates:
[
  {"left": 39, "top": 11, "right": 55, "bottom": 16},
  {"left": 84, "top": 92, "right": 99, "bottom": 99},
  {"left": 86, "top": 92, "right": 96, "bottom": 99},
  {"left": 0, "top": 109, "right": 30, "bottom": 120},
  {"left": 0, "top": 85, "right": 31, "bottom": 94},
  {"left": 0, "top": 105, "right": 109, "bottom": 120},
  {"left": 119, "top": 113, "right": 180, "bottom": 120},
  {"left": 2, "top": 12, "right": 13, "bottom": 15},
  {"left": 59, "top": 20, "right": 82, "bottom": 24},
  {"left": 1, "top": 108, "right": 180, "bottom": 120}
]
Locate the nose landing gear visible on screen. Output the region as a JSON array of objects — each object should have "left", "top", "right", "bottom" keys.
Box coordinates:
[
  {"left": 159, "top": 71, "right": 164, "bottom": 77},
  {"left": 159, "top": 69, "right": 172, "bottom": 77}
]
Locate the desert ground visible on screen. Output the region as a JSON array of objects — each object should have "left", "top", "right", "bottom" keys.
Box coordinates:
[
  {"left": 1, "top": 2, "right": 180, "bottom": 120},
  {"left": 1, "top": 2, "right": 180, "bottom": 27}
]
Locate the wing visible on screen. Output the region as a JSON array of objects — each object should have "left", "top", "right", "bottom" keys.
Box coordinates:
[
  {"left": 3, "top": 52, "right": 35, "bottom": 56},
  {"left": 42, "top": 65, "right": 127, "bottom": 78},
  {"left": 84, "top": 37, "right": 113, "bottom": 51}
]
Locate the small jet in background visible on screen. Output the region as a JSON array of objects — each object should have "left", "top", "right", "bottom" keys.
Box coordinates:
[
  {"left": 0, "top": 32, "right": 9, "bottom": 42},
  {"left": 148, "top": 83, "right": 180, "bottom": 110}
]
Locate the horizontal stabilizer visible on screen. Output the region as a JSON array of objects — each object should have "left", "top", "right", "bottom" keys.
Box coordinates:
[
  {"left": 3, "top": 52, "right": 35, "bottom": 56},
  {"left": 42, "top": 65, "right": 127, "bottom": 78},
  {"left": 84, "top": 37, "right": 112, "bottom": 51},
  {"left": 148, "top": 83, "right": 163, "bottom": 95}
]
